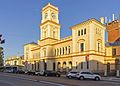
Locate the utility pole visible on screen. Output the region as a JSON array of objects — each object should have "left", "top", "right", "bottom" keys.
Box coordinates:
[{"left": 0, "top": 34, "right": 5, "bottom": 67}]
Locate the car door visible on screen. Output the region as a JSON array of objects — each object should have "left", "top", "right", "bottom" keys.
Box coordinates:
[
  {"left": 86, "top": 72, "right": 94, "bottom": 79},
  {"left": 81, "top": 72, "right": 89, "bottom": 79},
  {"left": 71, "top": 72, "right": 78, "bottom": 77}
]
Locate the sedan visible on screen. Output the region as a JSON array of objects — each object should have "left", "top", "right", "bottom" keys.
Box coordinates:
[
  {"left": 66, "top": 71, "right": 78, "bottom": 79},
  {"left": 43, "top": 70, "right": 60, "bottom": 77},
  {"left": 76, "top": 71, "right": 101, "bottom": 80}
]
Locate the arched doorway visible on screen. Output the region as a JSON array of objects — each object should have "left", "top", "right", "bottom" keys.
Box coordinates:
[
  {"left": 63, "top": 62, "right": 67, "bottom": 73},
  {"left": 57, "top": 62, "right": 61, "bottom": 71},
  {"left": 68, "top": 61, "right": 72, "bottom": 71}
]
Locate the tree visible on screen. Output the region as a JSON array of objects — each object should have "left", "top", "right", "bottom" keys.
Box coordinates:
[
  {"left": 0, "top": 34, "right": 5, "bottom": 66},
  {"left": 0, "top": 47, "right": 4, "bottom": 66}
]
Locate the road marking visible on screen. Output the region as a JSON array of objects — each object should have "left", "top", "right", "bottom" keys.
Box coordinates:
[{"left": 1, "top": 74, "right": 66, "bottom": 86}]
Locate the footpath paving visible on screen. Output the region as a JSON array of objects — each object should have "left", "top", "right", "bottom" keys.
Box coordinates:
[
  {"left": 61, "top": 74, "right": 120, "bottom": 83},
  {"left": 102, "top": 77, "right": 120, "bottom": 83}
]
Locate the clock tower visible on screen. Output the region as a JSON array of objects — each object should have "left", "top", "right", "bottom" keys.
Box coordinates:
[{"left": 40, "top": 3, "right": 61, "bottom": 40}]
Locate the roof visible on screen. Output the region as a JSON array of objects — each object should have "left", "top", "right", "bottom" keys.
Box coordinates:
[
  {"left": 42, "top": 3, "right": 58, "bottom": 11},
  {"left": 106, "top": 41, "right": 120, "bottom": 46},
  {"left": 70, "top": 18, "right": 105, "bottom": 29},
  {"left": 24, "top": 42, "right": 38, "bottom": 46}
]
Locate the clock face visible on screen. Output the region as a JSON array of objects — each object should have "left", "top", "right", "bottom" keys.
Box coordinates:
[
  {"left": 44, "top": 13, "right": 48, "bottom": 19},
  {"left": 51, "top": 12, "right": 56, "bottom": 19}
]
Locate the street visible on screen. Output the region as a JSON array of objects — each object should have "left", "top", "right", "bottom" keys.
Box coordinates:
[
  {"left": 0, "top": 73, "right": 120, "bottom": 86},
  {"left": 0, "top": 73, "right": 63, "bottom": 86}
]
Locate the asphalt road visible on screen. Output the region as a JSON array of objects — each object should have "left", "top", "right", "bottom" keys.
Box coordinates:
[
  {"left": 0, "top": 73, "right": 64, "bottom": 86},
  {"left": 0, "top": 73, "right": 120, "bottom": 86}
]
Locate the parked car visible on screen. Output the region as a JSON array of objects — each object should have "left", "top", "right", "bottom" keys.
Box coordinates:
[
  {"left": 42, "top": 70, "right": 60, "bottom": 77},
  {"left": 26, "top": 71, "right": 35, "bottom": 75},
  {"left": 76, "top": 71, "right": 101, "bottom": 80},
  {"left": 66, "top": 71, "right": 78, "bottom": 79},
  {"left": 35, "top": 71, "right": 42, "bottom": 76},
  {"left": 3, "top": 69, "right": 14, "bottom": 73},
  {"left": 16, "top": 70, "right": 25, "bottom": 74}
]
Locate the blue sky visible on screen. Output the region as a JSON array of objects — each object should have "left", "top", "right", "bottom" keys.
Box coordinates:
[{"left": 0, "top": 0, "right": 120, "bottom": 58}]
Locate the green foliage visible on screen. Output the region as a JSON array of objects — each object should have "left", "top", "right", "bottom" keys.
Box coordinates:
[{"left": 0, "top": 47, "right": 4, "bottom": 66}]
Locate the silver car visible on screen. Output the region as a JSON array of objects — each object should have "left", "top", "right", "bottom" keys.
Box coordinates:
[
  {"left": 66, "top": 71, "right": 78, "bottom": 79},
  {"left": 76, "top": 71, "right": 101, "bottom": 80}
]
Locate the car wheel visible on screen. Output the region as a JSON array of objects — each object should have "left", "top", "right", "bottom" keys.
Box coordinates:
[
  {"left": 56, "top": 74, "right": 60, "bottom": 77},
  {"left": 95, "top": 77, "right": 100, "bottom": 81},
  {"left": 79, "top": 76, "right": 84, "bottom": 80},
  {"left": 68, "top": 76, "right": 72, "bottom": 79},
  {"left": 45, "top": 74, "right": 48, "bottom": 76}
]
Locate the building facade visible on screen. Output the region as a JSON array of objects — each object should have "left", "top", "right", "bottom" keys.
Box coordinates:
[
  {"left": 23, "top": 3, "right": 107, "bottom": 74},
  {"left": 105, "top": 19, "right": 120, "bottom": 76},
  {"left": 5, "top": 56, "right": 24, "bottom": 68}
]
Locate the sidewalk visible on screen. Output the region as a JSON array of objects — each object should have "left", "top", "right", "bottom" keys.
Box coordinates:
[
  {"left": 61, "top": 74, "right": 120, "bottom": 82},
  {"left": 102, "top": 77, "right": 120, "bottom": 83}
]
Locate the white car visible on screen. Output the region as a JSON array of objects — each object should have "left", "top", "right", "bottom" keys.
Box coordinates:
[
  {"left": 76, "top": 71, "right": 101, "bottom": 80},
  {"left": 66, "top": 71, "right": 78, "bottom": 78},
  {"left": 35, "top": 71, "right": 41, "bottom": 75},
  {"left": 4, "top": 69, "right": 14, "bottom": 73},
  {"left": 35, "top": 71, "right": 44, "bottom": 76}
]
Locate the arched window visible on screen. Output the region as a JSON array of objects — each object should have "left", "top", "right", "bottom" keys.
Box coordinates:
[
  {"left": 81, "top": 29, "right": 83, "bottom": 35},
  {"left": 68, "top": 46, "right": 70, "bottom": 54},
  {"left": 60, "top": 48, "right": 61, "bottom": 55},
  {"left": 63, "top": 47, "right": 64, "bottom": 55},
  {"left": 84, "top": 28, "right": 86, "bottom": 34},
  {"left": 55, "top": 49, "right": 56, "bottom": 56},
  {"left": 78, "top": 39, "right": 85, "bottom": 52},
  {"left": 65, "top": 47, "right": 67, "bottom": 54},
  {"left": 78, "top": 30, "right": 80, "bottom": 36},
  {"left": 57, "top": 48, "right": 59, "bottom": 56},
  {"left": 98, "top": 42, "right": 100, "bottom": 52},
  {"left": 80, "top": 43, "right": 84, "bottom": 52}
]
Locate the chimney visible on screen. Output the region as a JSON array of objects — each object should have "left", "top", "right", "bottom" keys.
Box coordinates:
[
  {"left": 112, "top": 14, "right": 115, "bottom": 21},
  {"left": 100, "top": 17, "right": 105, "bottom": 24}
]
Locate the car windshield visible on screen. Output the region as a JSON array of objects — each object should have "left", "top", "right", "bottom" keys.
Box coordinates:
[
  {"left": 70, "top": 72, "right": 78, "bottom": 74},
  {"left": 81, "top": 72, "right": 93, "bottom": 74}
]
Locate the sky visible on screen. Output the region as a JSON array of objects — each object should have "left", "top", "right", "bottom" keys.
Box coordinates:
[{"left": 0, "top": 0, "right": 120, "bottom": 58}]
